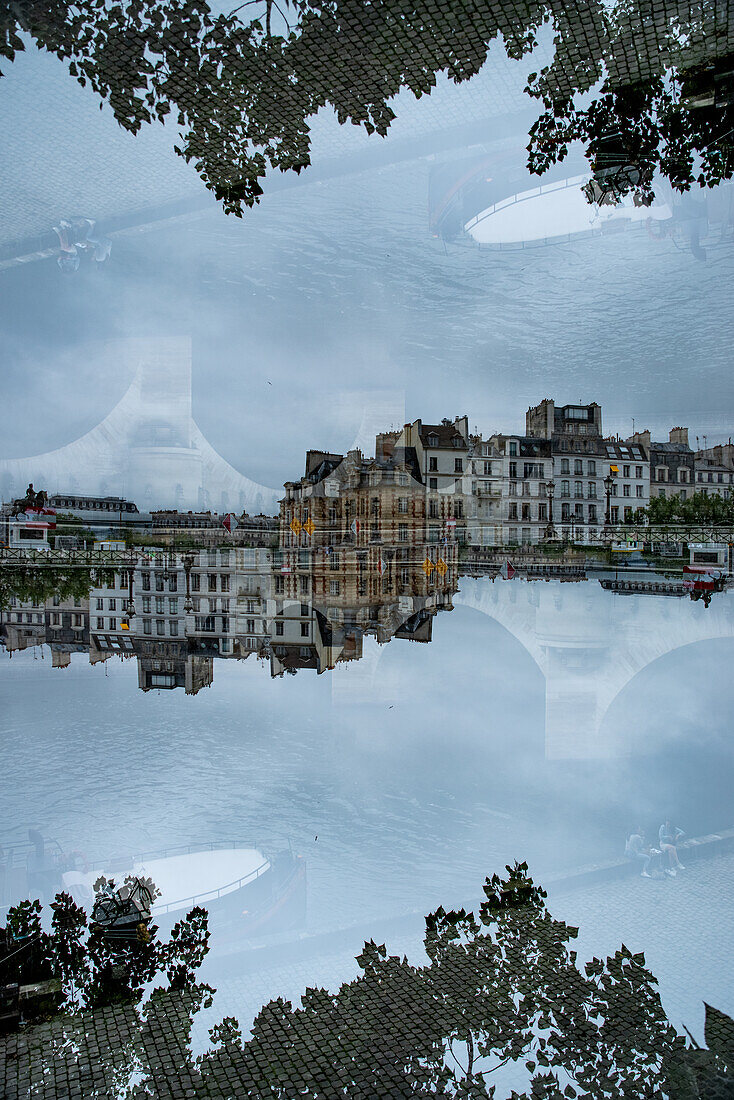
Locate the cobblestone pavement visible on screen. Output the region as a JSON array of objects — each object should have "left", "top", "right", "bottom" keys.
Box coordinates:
[{"left": 2, "top": 849, "right": 731, "bottom": 1098}]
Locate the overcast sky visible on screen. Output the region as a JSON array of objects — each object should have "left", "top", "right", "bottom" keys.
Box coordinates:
[{"left": 1, "top": 43, "right": 733, "bottom": 496}]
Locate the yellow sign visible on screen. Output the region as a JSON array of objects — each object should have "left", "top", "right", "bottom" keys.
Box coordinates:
[
  {"left": 120, "top": 622, "right": 129, "bottom": 631},
  {"left": 290, "top": 518, "right": 302, "bottom": 536},
  {"left": 436, "top": 557, "right": 447, "bottom": 577},
  {"left": 610, "top": 465, "right": 618, "bottom": 474},
  {"left": 422, "top": 557, "right": 434, "bottom": 575},
  {"left": 303, "top": 517, "right": 314, "bottom": 537}
]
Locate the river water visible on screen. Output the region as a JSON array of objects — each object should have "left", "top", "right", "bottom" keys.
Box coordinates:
[{"left": 2, "top": 577, "right": 733, "bottom": 941}]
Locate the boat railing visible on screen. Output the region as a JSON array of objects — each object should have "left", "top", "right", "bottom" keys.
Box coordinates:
[
  {"left": 85, "top": 839, "right": 266, "bottom": 874},
  {"left": 151, "top": 857, "right": 271, "bottom": 915}
]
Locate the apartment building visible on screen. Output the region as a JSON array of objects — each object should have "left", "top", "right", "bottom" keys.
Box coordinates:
[
  {"left": 695, "top": 442, "right": 734, "bottom": 498},
  {"left": 486, "top": 434, "right": 553, "bottom": 546},
  {"left": 601, "top": 440, "right": 650, "bottom": 526},
  {"left": 627, "top": 428, "right": 694, "bottom": 500}
]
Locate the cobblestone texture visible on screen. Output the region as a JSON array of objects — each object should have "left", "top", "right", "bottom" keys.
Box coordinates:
[{"left": 2, "top": 850, "right": 731, "bottom": 1098}]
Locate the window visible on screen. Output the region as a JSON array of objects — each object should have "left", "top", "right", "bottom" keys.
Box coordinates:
[
  {"left": 274, "top": 575, "right": 284, "bottom": 594},
  {"left": 429, "top": 477, "right": 438, "bottom": 491},
  {"left": 454, "top": 458, "right": 463, "bottom": 473},
  {"left": 222, "top": 616, "right": 230, "bottom": 633},
  {"left": 561, "top": 459, "right": 570, "bottom": 474},
  {"left": 168, "top": 575, "right": 177, "bottom": 592},
  {"left": 483, "top": 461, "right": 492, "bottom": 475},
  {"left": 636, "top": 485, "right": 643, "bottom": 498},
  {"left": 538, "top": 503, "right": 547, "bottom": 521},
  {"left": 623, "top": 484, "right": 630, "bottom": 497},
  {"left": 521, "top": 504, "right": 530, "bottom": 520},
  {"left": 611, "top": 506, "right": 619, "bottom": 523},
  {"left": 108, "top": 618, "right": 116, "bottom": 630},
  {"left": 624, "top": 507, "right": 633, "bottom": 521},
  {"left": 524, "top": 463, "right": 544, "bottom": 478},
  {"left": 508, "top": 503, "right": 518, "bottom": 520},
  {"left": 398, "top": 497, "right": 408, "bottom": 513},
  {"left": 191, "top": 573, "right": 200, "bottom": 591},
  {"left": 561, "top": 480, "right": 569, "bottom": 497},
  {"left": 329, "top": 552, "right": 340, "bottom": 570},
  {"left": 96, "top": 598, "right": 103, "bottom": 610},
  {"left": 208, "top": 574, "right": 217, "bottom": 591},
  {"left": 275, "top": 621, "right": 284, "bottom": 636},
  {"left": 429, "top": 499, "right": 439, "bottom": 518},
  {"left": 588, "top": 482, "right": 597, "bottom": 498},
  {"left": 142, "top": 596, "right": 151, "bottom": 614},
  {"left": 143, "top": 618, "right": 151, "bottom": 634},
  {"left": 574, "top": 460, "right": 583, "bottom": 475},
  {"left": 429, "top": 457, "right": 438, "bottom": 472},
  {"left": 220, "top": 574, "right": 229, "bottom": 592},
  {"left": 300, "top": 575, "right": 309, "bottom": 594},
  {"left": 588, "top": 505, "right": 597, "bottom": 523},
  {"left": 509, "top": 462, "right": 517, "bottom": 479},
  {"left": 107, "top": 598, "right": 116, "bottom": 611},
  {"left": 509, "top": 481, "right": 518, "bottom": 496},
  {"left": 428, "top": 434, "right": 439, "bottom": 447},
  {"left": 680, "top": 490, "right": 686, "bottom": 500},
  {"left": 635, "top": 465, "right": 643, "bottom": 478},
  {"left": 455, "top": 500, "right": 463, "bottom": 518},
  {"left": 156, "top": 619, "right": 165, "bottom": 635},
  {"left": 155, "top": 573, "right": 165, "bottom": 592},
  {"left": 509, "top": 441, "right": 517, "bottom": 456},
  {"left": 141, "top": 572, "right": 151, "bottom": 591},
  {"left": 169, "top": 620, "right": 178, "bottom": 636},
  {"left": 156, "top": 597, "right": 165, "bottom": 614},
  {"left": 659, "top": 488, "right": 666, "bottom": 499},
  {"left": 97, "top": 617, "right": 105, "bottom": 629},
  {"left": 561, "top": 503, "right": 570, "bottom": 521},
  {"left": 72, "top": 614, "right": 82, "bottom": 628},
  {"left": 623, "top": 465, "right": 630, "bottom": 478},
  {"left": 329, "top": 580, "right": 340, "bottom": 596},
  {"left": 169, "top": 598, "right": 178, "bottom": 614},
  {"left": 588, "top": 460, "right": 596, "bottom": 475},
  {"left": 575, "top": 481, "right": 583, "bottom": 498},
  {"left": 398, "top": 523, "right": 408, "bottom": 541},
  {"left": 300, "top": 622, "right": 309, "bottom": 637},
  {"left": 300, "top": 603, "right": 309, "bottom": 616}
]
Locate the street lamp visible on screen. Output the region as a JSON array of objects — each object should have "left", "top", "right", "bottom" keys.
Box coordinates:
[
  {"left": 603, "top": 473, "right": 615, "bottom": 538},
  {"left": 120, "top": 558, "right": 137, "bottom": 629},
  {"left": 543, "top": 479, "right": 557, "bottom": 541},
  {"left": 182, "top": 552, "right": 196, "bottom": 613}
]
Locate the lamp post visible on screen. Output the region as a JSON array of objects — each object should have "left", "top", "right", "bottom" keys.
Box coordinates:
[
  {"left": 603, "top": 473, "right": 615, "bottom": 539},
  {"left": 183, "top": 552, "right": 196, "bottom": 613},
  {"left": 543, "top": 479, "right": 557, "bottom": 541},
  {"left": 120, "top": 557, "right": 137, "bottom": 630}
]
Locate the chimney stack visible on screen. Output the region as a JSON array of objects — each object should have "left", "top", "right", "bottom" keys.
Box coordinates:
[{"left": 669, "top": 427, "right": 689, "bottom": 447}]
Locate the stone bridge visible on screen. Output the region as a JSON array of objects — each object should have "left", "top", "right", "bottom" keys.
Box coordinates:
[{"left": 454, "top": 576, "right": 734, "bottom": 759}]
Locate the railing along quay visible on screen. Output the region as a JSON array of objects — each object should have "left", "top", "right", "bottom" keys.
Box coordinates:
[{"left": 0, "top": 548, "right": 140, "bottom": 569}]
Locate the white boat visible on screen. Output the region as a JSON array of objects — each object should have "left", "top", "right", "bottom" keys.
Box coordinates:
[{"left": 3, "top": 837, "right": 306, "bottom": 940}]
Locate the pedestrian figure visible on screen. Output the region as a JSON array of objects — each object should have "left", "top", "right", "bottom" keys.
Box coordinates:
[
  {"left": 625, "top": 827, "right": 661, "bottom": 878},
  {"left": 658, "top": 820, "right": 686, "bottom": 875}
]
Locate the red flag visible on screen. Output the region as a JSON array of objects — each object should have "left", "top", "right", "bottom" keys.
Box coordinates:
[{"left": 500, "top": 560, "right": 516, "bottom": 580}]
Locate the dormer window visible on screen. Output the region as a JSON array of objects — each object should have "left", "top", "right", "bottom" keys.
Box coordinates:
[{"left": 428, "top": 434, "right": 439, "bottom": 447}]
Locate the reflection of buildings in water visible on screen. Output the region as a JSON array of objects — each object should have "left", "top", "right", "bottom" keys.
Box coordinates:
[
  {"left": 3, "top": 567, "right": 734, "bottom": 750},
  {"left": 454, "top": 577, "right": 734, "bottom": 760}
]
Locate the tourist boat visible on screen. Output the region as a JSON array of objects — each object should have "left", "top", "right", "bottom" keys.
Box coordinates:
[{"left": 1, "top": 836, "right": 306, "bottom": 941}]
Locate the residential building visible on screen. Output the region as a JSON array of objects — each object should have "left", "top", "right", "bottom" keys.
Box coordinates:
[
  {"left": 465, "top": 436, "right": 503, "bottom": 547},
  {"left": 389, "top": 417, "right": 472, "bottom": 543},
  {"left": 526, "top": 399, "right": 606, "bottom": 541},
  {"left": 601, "top": 440, "right": 650, "bottom": 526},
  {"left": 626, "top": 428, "right": 694, "bottom": 500},
  {"left": 487, "top": 434, "right": 553, "bottom": 546},
  {"left": 695, "top": 442, "right": 734, "bottom": 498}
]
